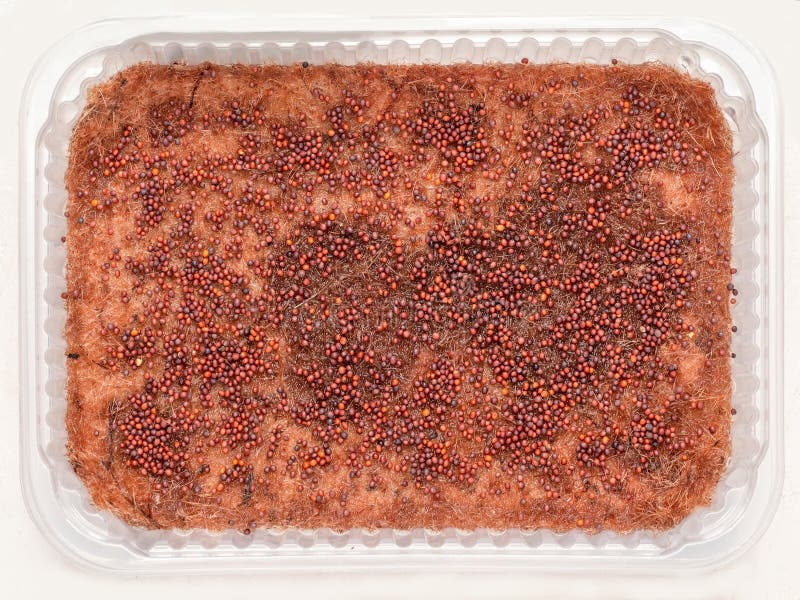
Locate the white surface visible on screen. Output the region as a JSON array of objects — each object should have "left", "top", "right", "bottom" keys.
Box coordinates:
[{"left": 1, "top": 0, "right": 797, "bottom": 597}]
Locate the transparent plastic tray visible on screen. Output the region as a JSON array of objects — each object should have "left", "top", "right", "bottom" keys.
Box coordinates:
[{"left": 19, "top": 16, "right": 783, "bottom": 574}]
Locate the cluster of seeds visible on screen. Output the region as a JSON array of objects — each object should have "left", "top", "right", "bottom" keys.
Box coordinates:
[{"left": 66, "top": 63, "right": 733, "bottom": 529}]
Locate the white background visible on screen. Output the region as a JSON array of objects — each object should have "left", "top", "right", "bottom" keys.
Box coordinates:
[{"left": 1, "top": 1, "right": 797, "bottom": 597}]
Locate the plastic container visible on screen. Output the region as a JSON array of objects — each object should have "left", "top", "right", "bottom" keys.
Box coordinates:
[{"left": 19, "top": 16, "right": 783, "bottom": 574}]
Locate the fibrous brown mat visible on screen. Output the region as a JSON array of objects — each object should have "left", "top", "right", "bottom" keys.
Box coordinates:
[{"left": 65, "top": 62, "right": 733, "bottom": 533}]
